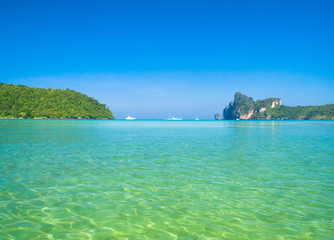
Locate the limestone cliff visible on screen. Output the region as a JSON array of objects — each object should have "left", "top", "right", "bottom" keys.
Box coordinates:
[
  {"left": 221, "top": 92, "right": 334, "bottom": 120},
  {"left": 223, "top": 92, "right": 281, "bottom": 120}
]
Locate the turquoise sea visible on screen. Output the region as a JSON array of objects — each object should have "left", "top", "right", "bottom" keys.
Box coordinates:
[{"left": 0, "top": 120, "right": 333, "bottom": 240}]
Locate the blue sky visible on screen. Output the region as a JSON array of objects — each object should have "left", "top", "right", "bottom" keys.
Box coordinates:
[{"left": 1, "top": 0, "right": 333, "bottom": 119}]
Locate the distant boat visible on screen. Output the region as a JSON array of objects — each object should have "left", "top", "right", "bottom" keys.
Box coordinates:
[
  {"left": 125, "top": 116, "right": 136, "bottom": 120},
  {"left": 195, "top": 115, "right": 199, "bottom": 120},
  {"left": 166, "top": 116, "right": 182, "bottom": 120}
]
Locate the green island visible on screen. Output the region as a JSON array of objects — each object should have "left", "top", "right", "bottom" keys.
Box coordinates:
[
  {"left": 222, "top": 92, "right": 334, "bottom": 120},
  {"left": 0, "top": 83, "right": 114, "bottom": 119}
]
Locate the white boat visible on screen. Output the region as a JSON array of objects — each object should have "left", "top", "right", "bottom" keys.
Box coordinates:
[
  {"left": 166, "top": 116, "right": 182, "bottom": 120},
  {"left": 195, "top": 115, "right": 199, "bottom": 120},
  {"left": 125, "top": 116, "right": 136, "bottom": 120}
]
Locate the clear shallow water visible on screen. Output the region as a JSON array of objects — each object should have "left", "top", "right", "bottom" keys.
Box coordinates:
[{"left": 0, "top": 120, "right": 333, "bottom": 240}]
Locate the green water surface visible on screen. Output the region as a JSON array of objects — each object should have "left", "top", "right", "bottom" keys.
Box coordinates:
[{"left": 0, "top": 120, "right": 333, "bottom": 239}]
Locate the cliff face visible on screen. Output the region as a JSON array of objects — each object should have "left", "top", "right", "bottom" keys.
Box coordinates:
[
  {"left": 222, "top": 92, "right": 334, "bottom": 120},
  {"left": 223, "top": 102, "right": 234, "bottom": 120},
  {"left": 272, "top": 100, "right": 281, "bottom": 108},
  {"left": 223, "top": 92, "right": 281, "bottom": 120},
  {"left": 240, "top": 109, "right": 254, "bottom": 120}
]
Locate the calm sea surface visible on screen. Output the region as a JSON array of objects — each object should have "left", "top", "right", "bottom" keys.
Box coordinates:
[{"left": 0, "top": 120, "right": 333, "bottom": 239}]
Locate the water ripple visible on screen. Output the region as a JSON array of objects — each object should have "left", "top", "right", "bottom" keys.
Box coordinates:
[{"left": 1, "top": 120, "right": 333, "bottom": 239}]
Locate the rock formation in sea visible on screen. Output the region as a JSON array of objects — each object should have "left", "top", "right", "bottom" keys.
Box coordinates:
[
  {"left": 222, "top": 92, "right": 279, "bottom": 120},
  {"left": 221, "top": 92, "right": 334, "bottom": 120}
]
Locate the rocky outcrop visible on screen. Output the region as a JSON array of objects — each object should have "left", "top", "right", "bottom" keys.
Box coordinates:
[
  {"left": 240, "top": 109, "right": 254, "bottom": 120},
  {"left": 259, "top": 107, "right": 267, "bottom": 113},
  {"left": 214, "top": 113, "right": 221, "bottom": 120},
  {"left": 222, "top": 92, "right": 281, "bottom": 120},
  {"left": 223, "top": 102, "right": 234, "bottom": 120},
  {"left": 271, "top": 100, "right": 281, "bottom": 108},
  {"left": 220, "top": 92, "right": 333, "bottom": 120}
]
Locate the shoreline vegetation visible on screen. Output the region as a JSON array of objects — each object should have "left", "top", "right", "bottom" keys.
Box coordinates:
[{"left": 0, "top": 83, "right": 114, "bottom": 119}]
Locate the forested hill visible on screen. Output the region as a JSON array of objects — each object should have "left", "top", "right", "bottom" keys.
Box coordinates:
[
  {"left": 0, "top": 83, "right": 114, "bottom": 119},
  {"left": 223, "top": 92, "right": 334, "bottom": 120}
]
